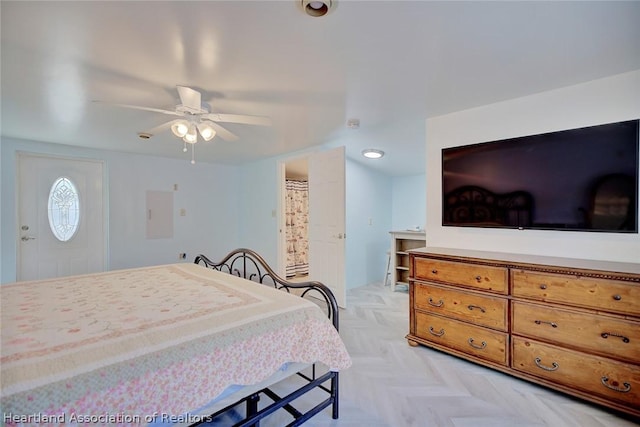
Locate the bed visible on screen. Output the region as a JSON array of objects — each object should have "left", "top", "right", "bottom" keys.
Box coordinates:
[{"left": 1, "top": 248, "right": 351, "bottom": 426}]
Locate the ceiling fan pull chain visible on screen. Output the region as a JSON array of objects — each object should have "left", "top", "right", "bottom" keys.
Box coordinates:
[{"left": 191, "top": 144, "right": 196, "bottom": 165}]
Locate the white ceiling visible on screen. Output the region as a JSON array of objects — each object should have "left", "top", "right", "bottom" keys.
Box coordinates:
[{"left": 2, "top": 1, "right": 639, "bottom": 177}]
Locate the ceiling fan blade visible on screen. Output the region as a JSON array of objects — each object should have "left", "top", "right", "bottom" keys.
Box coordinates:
[
  {"left": 206, "top": 121, "right": 239, "bottom": 142},
  {"left": 140, "top": 119, "right": 180, "bottom": 137},
  {"left": 93, "top": 101, "right": 183, "bottom": 117},
  {"left": 205, "top": 113, "right": 272, "bottom": 126},
  {"left": 176, "top": 85, "right": 202, "bottom": 110}
]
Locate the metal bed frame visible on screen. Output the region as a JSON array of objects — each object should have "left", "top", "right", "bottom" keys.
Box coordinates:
[{"left": 193, "top": 248, "right": 340, "bottom": 427}]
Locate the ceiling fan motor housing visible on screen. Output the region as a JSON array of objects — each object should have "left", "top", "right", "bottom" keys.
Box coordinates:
[{"left": 176, "top": 104, "right": 208, "bottom": 115}]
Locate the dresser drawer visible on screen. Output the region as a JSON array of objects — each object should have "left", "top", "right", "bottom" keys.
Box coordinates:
[
  {"left": 512, "top": 269, "right": 640, "bottom": 316},
  {"left": 414, "top": 283, "right": 508, "bottom": 331},
  {"left": 512, "top": 301, "right": 640, "bottom": 364},
  {"left": 416, "top": 311, "right": 508, "bottom": 365},
  {"left": 512, "top": 336, "right": 640, "bottom": 408},
  {"left": 413, "top": 257, "right": 508, "bottom": 294}
]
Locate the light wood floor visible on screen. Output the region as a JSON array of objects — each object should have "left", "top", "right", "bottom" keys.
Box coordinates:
[{"left": 211, "top": 282, "right": 639, "bottom": 427}]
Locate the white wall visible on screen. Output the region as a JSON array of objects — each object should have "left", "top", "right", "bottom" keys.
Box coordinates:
[
  {"left": 345, "top": 158, "right": 392, "bottom": 288},
  {"left": 107, "top": 153, "right": 240, "bottom": 269},
  {"left": 425, "top": 70, "right": 640, "bottom": 263},
  {"left": 236, "top": 147, "right": 393, "bottom": 289},
  {"left": 391, "top": 174, "right": 426, "bottom": 232},
  {"left": 1, "top": 137, "right": 241, "bottom": 283},
  {"left": 1, "top": 136, "right": 396, "bottom": 288},
  {"left": 0, "top": 144, "right": 3, "bottom": 282},
  {"left": 236, "top": 156, "right": 281, "bottom": 266}
]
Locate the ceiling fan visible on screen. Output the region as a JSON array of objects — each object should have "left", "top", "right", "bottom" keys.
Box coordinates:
[{"left": 94, "top": 85, "right": 271, "bottom": 163}]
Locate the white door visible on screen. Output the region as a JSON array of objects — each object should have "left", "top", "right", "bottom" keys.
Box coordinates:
[
  {"left": 308, "top": 146, "right": 346, "bottom": 308},
  {"left": 18, "top": 154, "right": 105, "bottom": 281}
]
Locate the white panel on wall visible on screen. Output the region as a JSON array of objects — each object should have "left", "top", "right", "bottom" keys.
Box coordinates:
[{"left": 145, "top": 191, "right": 174, "bottom": 239}]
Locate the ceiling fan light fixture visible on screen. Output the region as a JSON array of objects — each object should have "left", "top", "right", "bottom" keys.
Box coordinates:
[
  {"left": 183, "top": 124, "right": 198, "bottom": 144},
  {"left": 362, "top": 149, "right": 384, "bottom": 159},
  {"left": 197, "top": 122, "right": 216, "bottom": 141},
  {"left": 99, "top": 85, "right": 271, "bottom": 164},
  {"left": 171, "top": 120, "right": 189, "bottom": 138}
]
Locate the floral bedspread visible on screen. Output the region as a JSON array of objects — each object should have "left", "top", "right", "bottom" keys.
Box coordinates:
[{"left": 1, "top": 263, "right": 351, "bottom": 426}]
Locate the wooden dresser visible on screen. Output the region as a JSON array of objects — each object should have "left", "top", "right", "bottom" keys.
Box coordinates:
[{"left": 406, "top": 247, "right": 640, "bottom": 417}]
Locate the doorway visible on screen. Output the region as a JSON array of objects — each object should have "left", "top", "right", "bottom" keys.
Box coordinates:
[
  {"left": 278, "top": 147, "right": 346, "bottom": 307},
  {"left": 283, "top": 157, "right": 310, "bottom": 282},
  {"left": 17, "top": 153, "right": 106, "bottom": 281}
]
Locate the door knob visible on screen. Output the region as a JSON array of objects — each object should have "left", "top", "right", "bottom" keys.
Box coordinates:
[{"left": 21, "top": 236, "right": 36, "bottom": 241}]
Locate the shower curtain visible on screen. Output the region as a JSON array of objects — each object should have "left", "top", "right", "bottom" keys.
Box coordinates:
[{"left": 285, "top": 180, "right": 309, "bottom": 277}]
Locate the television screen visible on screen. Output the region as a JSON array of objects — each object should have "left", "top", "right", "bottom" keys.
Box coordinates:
[{"left": 442, "top": 119, "right": 639, "bottom": 233}]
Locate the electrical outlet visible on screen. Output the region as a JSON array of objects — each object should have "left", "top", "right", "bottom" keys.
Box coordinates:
[{"left": 179, "top": 253, "right": 186, "bottom": 260}]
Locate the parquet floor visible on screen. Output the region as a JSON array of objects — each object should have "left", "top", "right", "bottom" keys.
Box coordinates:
[{"left": 213, "top": 282, "right": 639, "bottom": 427}]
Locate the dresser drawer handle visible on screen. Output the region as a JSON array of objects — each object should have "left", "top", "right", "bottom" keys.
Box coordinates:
[
  {"left": 431, "top": 269, "right": 438, "bottom": 274},
  {"left": 539, "top": 284, "right": 547, "bottom": 290},
  {"left": 429, "top": 326, "right": 445, "bottom": 337},
  {"left": 475, "top": 275, "right": 482, "bottom": 282},
  {"left": 601, "top": 376, "right": 631, "bottom": 393},
  {"left": 428, "top": 297, "right": 444, "bottom": 307},
  {"left": 467, "top": 304, "right": 486, "bottom": 313},
  {"left": 534, "top": 357, "right": 559, "bottom": 371},
  {"left": 534, "top": 320, "right": 558, "bottom": 328},
  {"left": 601, "top": 332, "right": 630, "bottom": 343},
  {"left": 613, "top": 294, "right": 622, "bottom": 301},
  {"left": 467, "top": 337, "right": 487, "bottom": 350}
]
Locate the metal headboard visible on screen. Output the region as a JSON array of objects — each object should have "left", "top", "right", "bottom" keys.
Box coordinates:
[{"left": 194, "top": 248, "right": 339, "bottom": 331}]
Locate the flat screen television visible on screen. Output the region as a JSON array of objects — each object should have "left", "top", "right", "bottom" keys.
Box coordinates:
[{"left": 442, "top": 119, "right": 639, "bottom": 233}]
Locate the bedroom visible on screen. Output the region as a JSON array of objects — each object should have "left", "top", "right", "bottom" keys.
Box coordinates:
[{"left": 1, "top": 1, "right": 639, "bottom": 426}]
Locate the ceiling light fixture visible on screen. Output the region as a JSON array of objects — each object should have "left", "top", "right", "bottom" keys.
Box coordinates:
[
  {"left": 183, "top": 124, "right": 198, "bottom": 144},
  {"left": 197, "top": 122, "right": 216, "bottom": 141},
  {"left": 362, "top": 149, "right": 384, "bottom": 159},
  {"left": 171, "top": 120, "right": 189, "bottom": 138},
  {"left": 301, "top": 0, "right": 332, "bottom": 17},
  {"left": 168, "top": 119, "right": 218, "bottom": 164}
]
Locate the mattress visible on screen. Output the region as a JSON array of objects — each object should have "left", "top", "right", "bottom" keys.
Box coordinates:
[{"left": 1, "top": 263, "right": 351, "bottom": 426}]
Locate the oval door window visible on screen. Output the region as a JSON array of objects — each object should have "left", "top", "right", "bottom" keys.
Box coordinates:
[{"left": 48, "top": 177, "right": 80, "bottom": 242}]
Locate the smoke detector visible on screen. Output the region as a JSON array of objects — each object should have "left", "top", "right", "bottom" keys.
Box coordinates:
[
  {"left": 138, "top": 132, "right": 152, "bottom": 139},
  {"left": 347, "top": 118, "right": 360, "bottom": 129}
]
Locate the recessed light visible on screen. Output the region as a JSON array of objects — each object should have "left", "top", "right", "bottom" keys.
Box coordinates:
[
  {"left": 362, "top": 149, "right": 384, "bottom": 159},
  {"left": 301, "top": 0, "right": 332, "bottom": 17}
]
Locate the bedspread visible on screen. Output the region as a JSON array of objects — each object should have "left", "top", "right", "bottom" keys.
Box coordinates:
[{"left": 1, "top": 263, "right": 351, "bottom": 425}]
